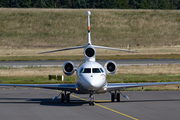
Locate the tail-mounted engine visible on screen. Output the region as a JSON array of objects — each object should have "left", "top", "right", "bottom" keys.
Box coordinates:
[
  {"left": 84, "top": 46, "right": 96, "bottom": 61},
  {"left": 104, "top": 61, "right": 117, "bottom": 75},
  {"left": 63, "top": 61, "right": 75, "bottom": 76}
]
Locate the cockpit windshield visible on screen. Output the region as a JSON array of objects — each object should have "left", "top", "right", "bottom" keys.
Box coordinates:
[
  {"left": 82, "top": 68, "right": 91, "bottom": 73},
  {"left": 92, "top": 68, "right": 101, "bottom": 73},
  {"left": 80, "top": 68, "right": 104, "bottom": 73}
]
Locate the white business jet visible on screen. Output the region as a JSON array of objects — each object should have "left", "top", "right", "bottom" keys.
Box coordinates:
[{"left": 1, "top": 11, "right": 180, "bottom": 106}]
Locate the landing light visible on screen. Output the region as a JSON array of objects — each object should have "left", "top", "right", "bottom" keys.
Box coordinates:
[
  {"left": 103, "top": 87, "right": 107, "bottom": 91},
  {"left": 76, "top": 88, "right": 79, "bottom": 91}
]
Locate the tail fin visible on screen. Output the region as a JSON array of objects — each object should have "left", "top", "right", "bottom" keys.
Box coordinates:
[
  {"left": 39, "top": 11, "right": 138, "bottom": 54},
  {"left": 87, "top": 11, "right": 91, "bottom": 45}
]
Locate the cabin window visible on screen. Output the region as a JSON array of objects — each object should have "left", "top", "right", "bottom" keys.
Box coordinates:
[
  {"left": 82, "top": 68, "right": 91, "bottom": 73},
  {"left": 92, "top": 68, "right": 101, "bottom": 73},
  {"left": 100, "top": 68, "right": 104, "bottom": 73}
]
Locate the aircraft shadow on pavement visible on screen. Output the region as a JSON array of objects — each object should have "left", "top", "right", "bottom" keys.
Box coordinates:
[
  {"left": 120, "top": 99, "right": 180, "bottom": 103},
  {"left": 0, "top": 98, "right": 89, "bottom": 106},
  {"left": 0, "top": 98, "right": 180, "bottom": 105}
]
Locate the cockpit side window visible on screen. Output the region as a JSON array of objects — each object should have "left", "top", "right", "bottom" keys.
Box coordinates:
[
  {"left": 82, "top": 68, "right": 91, "bottom": 73},
  {"left": 100, "top": 68, "right": 104, "bottom": 73},
  {"left": 79, "top": 68, "right": 83, "bottom": 73},
  {"left": 92, "top": 68, "right": 101, "bottom": 73}
]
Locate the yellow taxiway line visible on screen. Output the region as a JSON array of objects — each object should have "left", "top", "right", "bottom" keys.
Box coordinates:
[
  {"left": 71, "top": 94, "right": 138, "bottom": 120},
  {"left": 1, "top": 88, "right": 138, "bottom": 120}
]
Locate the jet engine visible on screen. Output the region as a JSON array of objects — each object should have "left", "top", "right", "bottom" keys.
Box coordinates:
[
  {"left": 84, "top": 46, "right": 96, "bottom": 58},
  {"left": 63, "top": 61, "right": 75, "bottom": 76},
  {"left": 104, "top": 61, "right": 117, "bottom": 75}
]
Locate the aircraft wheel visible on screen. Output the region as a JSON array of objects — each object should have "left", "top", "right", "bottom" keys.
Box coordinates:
[
  {"left": 117, "top": 93, "right": 120, "bottom": 102},
  {"left": 61, "top": 93, "right": 64, "bottom": 103},
  {"left": 91, "top": 101, "right": 95, "bottom": 106},
  {"left": 111, "top": 93, "right": 115, "bottom": 102},
  {"left": 89, "top": 101, "right": 95, "bottom": 106},
  {"left": 67, "top": 94, "right": 70, "bottom": 103}
]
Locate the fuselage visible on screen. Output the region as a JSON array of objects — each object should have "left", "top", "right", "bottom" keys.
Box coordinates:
[{"left": 74, "top": 61, "right": 107, "bottom": 94}]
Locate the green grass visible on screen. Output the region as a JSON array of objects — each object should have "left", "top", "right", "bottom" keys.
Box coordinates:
[
  {"left": 0, "top": 9, "right": 180, "bottom": 48},
  {"left": 106, "top": 74, "right": 180, "bottom": 83},
  {"left": 1, "top": 74, "right": 180, "bottom": 84},
  {"left": 0, "top": 9, "right": 180, "bottom": 60},
  {"left": 0, "top": 76, "right": 75, "bottom": 84}
]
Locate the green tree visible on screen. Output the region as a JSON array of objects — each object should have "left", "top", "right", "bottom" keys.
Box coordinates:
[
  {"left": 148, "top": 0, "right": 158, "bottom": 9},
  {"left": 117, "top": 0, "right": 129, "bottom": 9},
  {"left": 158, "top": 0, "right": 170, "bottom": 9},
  {"left": 178, "top": 0, "right": 180, "bottom": 8},
  {"left": 99, "top": 0, "right": 107, "bottom": 8},
  {"left": 19, "top": 0, "right": 30, "bottom": 8},
  {"left": 139, "top": 0, "right": 150, "bottom": 9},
  {"left": 169, "top": 0, "right": 179, "bottom": 9},
  {"left": 129, "top": 0, "right": 139, "bottom": 8}
]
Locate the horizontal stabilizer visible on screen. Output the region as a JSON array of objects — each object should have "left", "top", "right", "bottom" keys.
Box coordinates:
[
  {"left": 92, "top": 45, "right": 138, "bottom": 53},
  {"left": 39, "top": 45, "right": 87, "bottom": 54}
]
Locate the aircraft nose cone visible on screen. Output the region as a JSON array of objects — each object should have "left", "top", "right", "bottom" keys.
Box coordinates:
[
  {"left": 86, "top": 77, "right": 104, "bottom": 90},
  {"left": 89, "top": 81, "right": 100, "bottom": 89}
]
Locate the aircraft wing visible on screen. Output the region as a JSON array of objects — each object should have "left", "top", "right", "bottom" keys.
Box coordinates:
[
  {"left": 107, "top": 82, "right": 180, "bottom": 92},
  {"left": 0, "top": 84, "right": 76, "bottom": 92}
]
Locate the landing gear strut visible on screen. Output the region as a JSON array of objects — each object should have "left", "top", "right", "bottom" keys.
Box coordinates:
[
  {"left": 111, "top": 90, "right": 129, "bottom": 102},
  {"left": 52, "top": 91, "right": 71, "bottom": 103},
  {"left": 89, "top": 91, "right": 95, "bottom": 106}
]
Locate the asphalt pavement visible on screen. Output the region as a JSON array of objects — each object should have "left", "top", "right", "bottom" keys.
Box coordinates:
[
  {"left": 0, "top": 59, "right": 180, "bottom": 68},
  {"left": 0, "top": 87, "right": 180, "bottom": 120}
]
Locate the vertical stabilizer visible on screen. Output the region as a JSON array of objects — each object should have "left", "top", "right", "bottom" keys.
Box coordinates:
[{"left": 87, "top": 11, "right": 91, "bottom": 45}]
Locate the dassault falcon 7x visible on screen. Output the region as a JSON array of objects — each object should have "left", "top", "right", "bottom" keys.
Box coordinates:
[{"left": 1, "top": 11, "right": 180, "bottom": 106}]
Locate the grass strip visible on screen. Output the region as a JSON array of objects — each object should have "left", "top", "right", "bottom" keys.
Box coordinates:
[
  {"left": 0, "top": 74, "right": 180, "bottom": 84},
  {"left": 0, "top": 74, "right": 180, "bottom": 91}
]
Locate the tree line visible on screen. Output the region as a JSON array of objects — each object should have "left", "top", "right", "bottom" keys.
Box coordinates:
[{"left": 0, "top": 0, "right": 180, "bottom": 9}]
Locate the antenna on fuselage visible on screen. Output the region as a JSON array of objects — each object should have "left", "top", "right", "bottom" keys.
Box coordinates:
[{"left": 87, "top": 11, "right": 91, "bottom": 45}]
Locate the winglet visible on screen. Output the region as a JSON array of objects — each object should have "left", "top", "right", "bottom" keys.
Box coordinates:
[{"left": 87, "top": 11, "right": 91, "bottom": 45}]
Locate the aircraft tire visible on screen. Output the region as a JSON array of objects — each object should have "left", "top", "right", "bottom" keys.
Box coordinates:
[
  {"left": 67, "top": 94, "right": 70, "bottom": 103},
  {"left": 117, "top": 93, "right": 120, "bottom": 102},
  {"left": 111, "top": 93, "right": 115, "bottom": 102},
  {"left": 61, "top": 93, "right": 65, "bottom": 103},
  {"left": 89, "top": 101, "right": 95, "bottom": 106}
]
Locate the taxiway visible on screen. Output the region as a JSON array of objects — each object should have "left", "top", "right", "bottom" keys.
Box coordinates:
[{"left": 0, "top": 87, "right": 180, "bottom": 120}]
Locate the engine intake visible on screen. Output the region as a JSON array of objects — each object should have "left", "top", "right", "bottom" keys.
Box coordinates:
[
  {"left": 63, "top": 61, "right": 75, "bottom": 76},
  {"left": 104, "top": 61, "right": 117, "bottom": 75},
  {"left": 84, "top": 47, "right": 96, "bottom": 58}
]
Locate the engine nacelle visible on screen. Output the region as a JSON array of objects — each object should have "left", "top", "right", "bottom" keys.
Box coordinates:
[
  {"left": 104, "top": 61, "right": 117, "bottom": 75},
  {"left": 84, "top": 46, "right": 96, "bottom": 62},
  {"left": 84, "top": 46, "right": 96, "bottom": 58},
  {"left": 63, "top": 61, "right": 75, "bottom": 76}
]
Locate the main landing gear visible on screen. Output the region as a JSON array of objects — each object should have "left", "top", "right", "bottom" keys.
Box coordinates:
[
  {"left": 52, "top": 91, "right": 71, "bottom": 103},
  {"left": 111, "top": 90, "right": 129, "bottom": 102},
  {"left": 89, "top": 91, "right": 95, "bottom": 106}
]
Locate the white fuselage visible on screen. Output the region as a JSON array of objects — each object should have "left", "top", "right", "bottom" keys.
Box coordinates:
[{"left": 74, "top": 61, "right": 107, "bottom": 94}]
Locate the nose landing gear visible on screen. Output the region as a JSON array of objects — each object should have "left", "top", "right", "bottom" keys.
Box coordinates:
[{"left": 89, "top": 91, "right": 95, "bottom": 106}]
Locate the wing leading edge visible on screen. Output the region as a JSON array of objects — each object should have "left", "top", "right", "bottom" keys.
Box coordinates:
[
  {"left": 107, "top": 82, "right": 180, "bottom": 92},
  {"left": 0, "top": 84, "right": 76, "bottom": 92}
]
